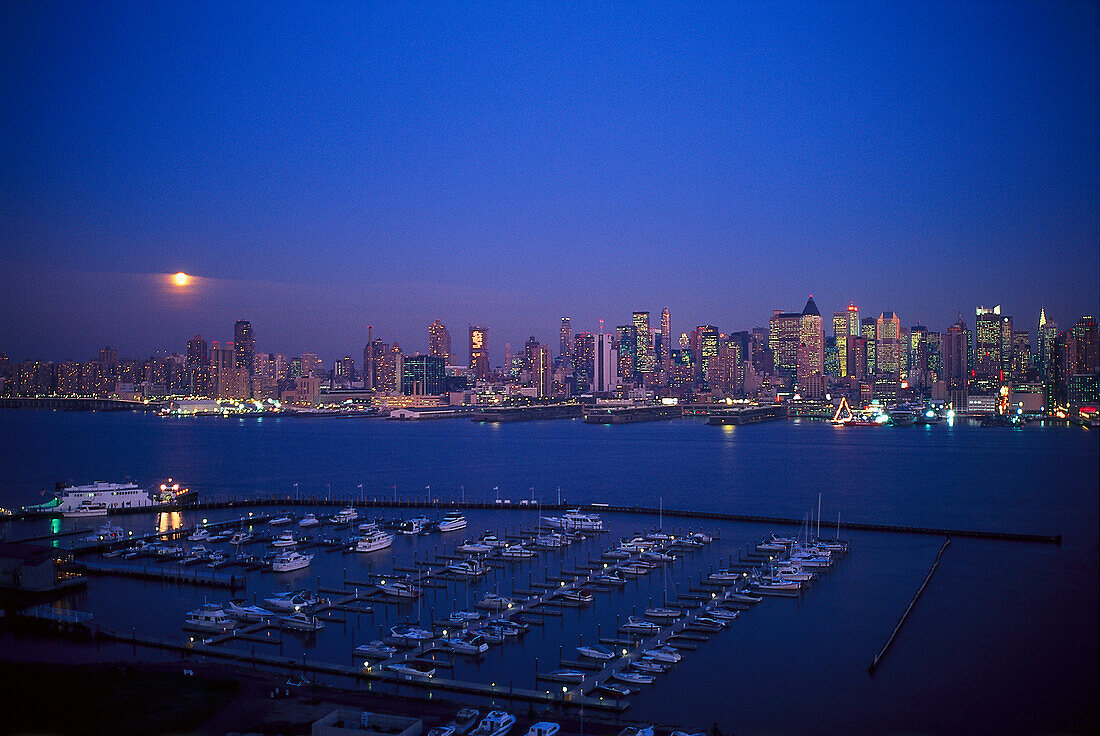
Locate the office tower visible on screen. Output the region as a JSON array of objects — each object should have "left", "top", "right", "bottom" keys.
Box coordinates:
[
  {"left": 428, "top": 319, "right": 451, "bottom": 364},
  {"left": 186, "top": 336, "right": 208, "bottom": 368},
  {"left": 632, "top": 311, "right": 652, "bottom": 376},
  {"left": 769, "top": 311, "right": 800, "bottom": 379},
  {"left": 300, "top": 352, "right": 322, "bottom": 378},
  {"left": 716, "top": 338, "right": 743, "bottom": 396},
  {"left": 660, "top": 308, "right": 671, "bottom": 374},
  {"left": 523, "top": 335, "right": 540, "bottom": 372},
  {"left": 560, "top": 317, "right": 573, "bottom": 360},
  {"left": 401, "top": 355, "right": 445, "bottom": 395},
  {"left": 594, "top": 332, "right": 618, "bottom": 393},
  {"left": 469, "top": 326, "right": 489, "bottom": 380},
  {"left": 573, "top": 332, "right": 595, "bottom": 387},
  {"left": 233, "top": 320, "right": 255, "bottom": 376},
  {"left": 796, "top": 296, "right": 824, "bottom": 387},
  {"left": 847, "top": 336, "right": 868, "bottom": 381},
  {"left": 210, "top": 343, "right": 247, "bottom": 399},
  {"left": 975, "top": 306, "right": 1012, "bottom": 382},
  {"left": 615, "top": 324, "right": 634, "bottom": 380},
  {"left": 698, "top": 326, "right": 720, "bottom": 387},
  {"left": 679, "top": 333, "right": 690, "bottom": 349},
  {"left": 532, "top": 344, "right": 552, "bottom": 397},
  {"left": 832, "top": 311, "right": 848, "bottom": 377},
  {"left": 378, "top": 343, "right": 401, "bottom": 391},
  {"left": 909, "top": 325, "right": 928, "bottom": 385},
  {"left": 875, "top": 312, "right": 901, "bottom": 377},
  {"left": 926, "top": 331, "right": 943, "bottom": 382},
  {"left": 943, "top": 317, "right": 969, "bottom": 389},
  {"left": 750, "top": 327, "right": 773, "bottom": 376},
  {"left": 335, "top": 356, "right": 356, "bottom": 383},
  {"left": 846, "top": 302, "right": 860, "bottom": 336},
  {"left": 1037, "top": 308, "right": 1058, "bottom": 380},
  {"left": 97, "top": 346, "right": 118, "bottom": 372},
  {"left": 1071, "top": 316, "right": 1098, "bottom": 373},
  {"left": 1011, "top": 330, "right": 1032, "bottom": 380},
  {"left": 860, "top": 318, "right": 877, "bottom": 375}
]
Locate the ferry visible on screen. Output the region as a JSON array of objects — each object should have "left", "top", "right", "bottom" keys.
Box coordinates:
[
  {"left": 25, "top": 479, "right": 195, "bottom": 517},
  {"left": 540, "top": 509, "right": 604, "bottom": 531},
  {"left": 354, "top": 529, "right": 395, "bottom": 553}
]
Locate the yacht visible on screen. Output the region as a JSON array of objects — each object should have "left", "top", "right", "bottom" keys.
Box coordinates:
[
  {"left": 272, "top": 532, "right": 297, "bottom": 547},
  {"left": 332, "top": 506, "right": 358, "bottom": 524},
  {"left": 470, "top": 711, "right": 516, "bottom": 736},
  {"left": 206, "top": 551, "right": 227, "bottom": 567},
  {"left": 541, "top": 509, "right": 604, "bottom": 531},
  {"left": 438, "top": 511, "right": 467, "bottom": 532},
  {"left": 444, "top": 708, "right": 480, "bottom": 736},
  {"left": 642, "top": 645, "right": 682, "bottom": 663},
  {"left": 559, "top": 588, "right": 594, "bottom": 604},
  {"left": 278, "top": 610, "right": 325, "bottom": 631},
  {"left": 499, "top": 545, "right": 535, "bottom": 559},
  {"left": 446, "top": 610, "right": 482, "bottom": 624},
  {"left": 620, "top": 617, "right": 661, "bottom": 635},
  {"left": 228, "top": 530, "right": 253, "bottom": 545},
  {"left": 387, "top": 661, "right": 436, "bottom": 678},
  {"left": 268, "top": 511, "right": 292, "bottom": 525},
  {"left": 354, "top": 640, "right": 397, "bottom": 658},
  {"left": 576, "top": 643, "right": 616, "bottom": 660},
  {"left": 188, "top": 528, "right": 212, "bottom": 542},
  {"left": 272, "top": 550, "right": 312, "bottom": 572},
  {"left": 398, "top": 516, "right": 429, "bottom": 535},
  {"left": 476, "top": 592, "right": 514, "bottom": 611},
  {"left": 522, "top": 724, "right": 559, "bottom": 736},
  {"left": 640, "top": 550, "right": 675, "bottom": 563},
  {"left": 706, "top": 608, "right": 741, "bottom": 621},
  {"left": 85, "top": 523, "right": 127, "bottom": 543},
  {"left": 479, "top": 533, "right": 509, "bottom": 548},
  {"left": 441, "top": 632, "right": 489, "bottom": 655},
  {"left": 591, "top": 572, "right": 627, "bottom": 587},
  {"left": 208, "top": 531, "right": 232, "bottom": 542},
  {"left": 643, "top": 607, "right": 682, "bottom": 619},
  {"left": 447, "top": 559, "right": 488, "bottom": 578},
  {"left": 613, "top": 671, "right": 654, "bottom": 685},
  {"left": 182, "top": 545, "right": 209, "bottom": 564},
  {"left": 725, "top": 591, "right": 763, "bottom": 604},
  {"left": 263, "top": 590, "right": 320, "bottom": 611},
  {"left": 225, "top": 599, "right": 274, "bottom": 621},
  {"left": 531, "top": 533, "right": 568, "bottom": 549},
  {"left": 389, "top": 623, "right": 434, "bottom": 641},
  {"left": 378, "top": 579, "right": 421, "bottom": 598},
  {"left": 298, "top": 513, "right": 320, "bottom": 527},
  {"left": 631, "top": 660, "right": 667, "bottom": 674},
  {"left": 708, "top": 570, "right": 742, "bottom": 584},
  {"left": 457, "top": 540, "right": 492, "bottom": 554},
  {"left": 602, "top": 548, "right": 632, "bottom": 559},
  {"left": 357, "top": 520, "right": 381, "bottom": 532},
  {"left": 596, "top": 683, "right": 632, "bottom": 697},
  {"left": 354, "top": 529, "right": 395, "bottom": 553},
  {"left": 545, "top": 669, "right": 585, "bottom": 682},
  {"left": 184, "top": 603, "right": 235, "bottom": 632},
  {"left": 69, "top": 500, "right": 109, "bottom": 517}
]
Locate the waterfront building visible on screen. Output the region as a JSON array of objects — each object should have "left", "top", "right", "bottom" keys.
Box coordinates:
[
  {"left": 428, "top": 319, "right": 451, "bottom": 364},
  {"left": 769, "top": 311, "right": 801, "bottom": 380},
  {"left": 559, "top": 317, "right": 573, "bottom": 360},
  {"left": 233, "top": 320, "right": 255, "bottom": 375},
  {"left": 796, "top": 296, "right": 824, "bottom": 389},
  {"left": 876, "top": 312, "right": 902, "bottom": 377},
  {"left": 594, "top": 332, "right": 618, "bottom": 393},
  {"left": 1067, "top": 373, "right": 1099, "bottom": 408},
  {"left": 402, "top": 355, "right": 445, "bottom": 395},
  {"left": 469, "top": 326, "right": 489, "bottom": 380}
]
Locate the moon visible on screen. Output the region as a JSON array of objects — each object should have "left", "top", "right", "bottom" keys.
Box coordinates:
[{"left": 174, "top": 272, "right": 189, "bottom": 286}]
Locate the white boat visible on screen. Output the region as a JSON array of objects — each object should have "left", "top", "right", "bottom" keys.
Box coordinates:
[
  {"left": 85, "top": 523, "right": 126, "bottom": 542},
  {"left": 208, "top": 531, "right": 232, "bottom": 542},
  {"left": 445, "top": 708, "right": 480, "bottom": 735},
  {"left": 531, "top": 533, "right": 568, "bottom": 549},
  {"left": 298, "top": 513, "right": 320, "bottom": 527},
  {"left": 724, "top": 592, "right": 763, "bottom": 604},
  {"left": 613, "top": 670, "right": 653, "bottom": 685},
  {"left": 644, "top": 607, "right": 682, "bottom": 619},
  {"left": 272, "top": 550, "right": 312, "bottom": 572},
  {"left": 621, "top": 617, "right": 660, "bottom": 635},
  {"left": 228, "top": 530, "right": 252, "bottom": 545},
  {"left": 388, "top": 661, "right": 436, "bottom": 678},
  {"left": 263, "top": 590, "right": 319, "bottom": 611},
  {"left": 268, "top": 511, "right": 293, "bottom": 525},
  {"left": 272, "top": 531, "right": 297, "bottom": 547},
  {"left": 447, "top": 610, "right": 483, "bottom": 624},
  {"left": 576, "top": 643, "right": 616, "bottom": 660},
  {"left": 559, "top": 588, "right": 594, "bottom": 604},
  {"left": 355, "top": 529, "right": 395, "bottom": 553},
  {"left": 206, "top": 551, "right": 226, "bottom": 566},
  {"left": 399, "top": 516, "right": 429, "bottom": 535},
  {"left": 457, "top": 541, "right": 492, "bottom": 554},
  {"left": 184, "top": 603, "right": 235, "bottom": 632},
  {"left": 357, "top": 520, "right": 381, "bottom": 532},
  {"left": 188, "top": 528, "right": 212, "bottom": 542},
  {"left": 441, "top": 632, "right": 489, "bottom": 654},
  {"left": 470, "top": 711, "right": 516, "bottom": 736},
  {"left": 378, "top": 580, "right": 421, "bottom": 598},
  {"left": 479, "top": 534, "right": 509, "bottom": 548},
  {"left": 708, "top": 571, "right": 742, "bottom": 583},
  {"left": 706, "top": 608, "right": 741, "bottom": 621},
  {"left": 631, "top": 660, "right": 667, "bottom": 673},
  {"left": 438, "top": 511, "right": 468, "bottom": 532},
  {"left": 541, "top": 509, "right": 604, "bottom": 531},
  {"left": 476, "top": 593, "right": 514, "bottom": 610},
  {"left": 390, "top": 623, "right": 434, "bottom": 641},
  {"left": 642, "top": 645, "right": 682, "bottom": 663},
  {"left": 278, "top": 610, "right": 325, "bottom": 631},
  {"left": 523, "top": 723, "right": 559, "bottom": 736},
  {"left": 754, "top": 577, "right": 801, "bottom": 591},
  {"left": 640, "top": 551, "right": 675, "bottom": 562},
  {"left": 597, "top": 683, "right": 632, "bottom": 696},
  {"left": 592, "top": 573, "right": 626, "bottom": 586},
  {"left": 429, "top": 727, "right": 456, "bottom": 736},
  {"left": 620, "top": 727, "right": 655, "bottom": 736},
  {"left": 27, "top": 480, "right": 156, "bottom": 517},
  {"left": 354, "top": 640, "right": 397, "bottom": 658},
  {"left": 225, "top": 599, "right": 274, "bottom": 621},
  {"left": 602, "top": 548, "right": 632, "bottom": 559},
  {"left": 447, "top": 559, "right": 488, "bottom": 578},
  {"left": 332, "top": 506, "right": 358, "bottom": 524},
  {"left": 499, "top": 545, "right": 535, "bottom": 559}
]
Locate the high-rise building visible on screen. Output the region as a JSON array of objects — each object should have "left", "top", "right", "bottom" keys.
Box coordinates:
[
  {"left": 876, "top": 312, "right": 902, "bottom": 377},
  {"left": 573, "top": 332, "right": 594, "bottom": 387},
  {"left": 632, "top": 311, "right": 652, "bottom": 376},
  {"left": 428, "top": 319, "right": 451, "bottom": 364},
  {"left": 943, "top": 317, "right": 969, "bottom": 390},
  {"left": 378, "top": 343, "right": 402, "bottom": 392},
  {"left": 909, "top": 325, "right": 928, "bottom": 385},
  {"left": 211, "top": 343, "right": 248, "bottom": 399},
  {"left": 532, "top": 344, "right": 552, "bottom": 397},
  {"left": 846, "top": 302, "right": 860, "bottom": 337},
  {"left": 469, "top": 326, "right": 489, "bottom": 380},
  {"left": 698, "top": 326, "right": 720, "bottom": 387},
  {"left": 233, "top": 320, "right": 255, "bottom": 375},
  {"left": 716, "top": 338, "right": 743, "bottom": 396},
  {"left": 750, "top": 327, "right": 773, "bottom": 376},
  {"left": 1070, "top": 316, "right": 1098, "bottom": 373},
  {"left": 594, "top": 332, "right": 618, "bottom": 393},
  {"left": 861, "top": 317, "right": 877, "bottom": 375},
  {"left": 186, "top": 335, "right": 209, "bottom": 369},
  {"left": 796, "top": 296, "right": 824, "bottom": 387},
  {"left": 769, "top": 311, "right": 800, "bottom": 379},
  {"left": 401, "top": 355, "right": 445, "bottom": 395},
  {"left": 615, "top": 324, "right": 634, "bottom": 381},
  {"left": 300, "top": 352, "right": 322, "bottom": 378},
  {"left": 1011, "top": 330, "right": 1032, "bottom": 380},
  {"left": 660, "top": 308, "right": 671, "bottom": 374},
  {"left": 559, "top": 317, "right": 573, "bottom": 360},
  {"left": 832, "top": 311, "right": 848, "bottom": 377},
  {"left": 975, "top": 305, "right": 1011, "bottom": 382},
  {"left": 1037, "top": 308, "right": 1058, "bottom": 380}
]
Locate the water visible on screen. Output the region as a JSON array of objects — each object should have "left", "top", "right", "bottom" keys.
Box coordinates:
[{"left": 0, "top": 411, "right": 1096, "bottom": 734}]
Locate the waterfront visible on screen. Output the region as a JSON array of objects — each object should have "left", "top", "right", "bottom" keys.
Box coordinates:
[{"left": 0, "top": 411, "right": 1097, "bottom": 734}]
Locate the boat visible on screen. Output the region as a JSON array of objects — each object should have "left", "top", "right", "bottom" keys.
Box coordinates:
[
  {"left": 631, "top": 660, "right": 667, "bottom": 673},
  {"left": 576, "top": 643, "right": 616, "bottom": 660},
  {"left": 378, "top": 580, "right": 421, "bottom": 598},
  {"left": 263, "top": 590, "right": 320, "bottom": 611},
  {"left": 438, "top": 511, "right": 468, "bottom": 532},
  {"left": 24, "top": 479, "right": 195, "bottom": 517},
  {"left": 708, "top": 571, "right": 742, "bottom": 583},
  {"left": 206, "top": 551, "right": 227, "bottom": 566},
  {"left": 531, "top": 533, "right": 568, "bottom": 549},
  {"left": 286, "top": 673, "right": 310, "bottom": 687},
  {"left": 188, "top": 528, "right": 211, "bottom": 542},
  {"left": 298, "top": 513, "right": 320, "bottom": 527},
  {"left": 85, "top": 523, "right": 126, "bottom": 543},
  {"left": 596, "top": 682, "right": 632, "bottom": 696},
  {"left": 271, "top": 550, "right": 313, "bottom": 572},
  {"left": 278, "top": 610, "right": 325, "bottom": 631},
  {"left": 357, "top": 520, "right": 381, "bottom": 532},
  {"left": 228, "top": 530, "right": 253, "bottom": 545},
  {"left": 445, "top": 708, "right": 481, "bottom": 735},
  {"left": 390, "top": 623, "right": 434, "bottom": 641},
  {"left": 621, "top": 617, "right": 660, "bottom": 635},
  {"left": 354, "top": 640, "right": 397, "bottom": 658},
  {"left": 447, "top": 559, "right": 488, "bottom": 578},
  {"left": 644, "top": 607, "right": 682, "bottom": 619},
  {"left": 225, "top": 599, "right": 274, "bottom": 621},
  {"left": 476, "top": 593, "right": 515, "bottom": 610},
  {"left": 457, "top": 540, "right": 492, "bottom": 554},
  {"left": 355, "top": 529, "right": 396, "bottom": 553},
  {"left": 640, "top": 550, "right": 675, "bottom": 562},
  {"left": 592, "top": 572, "right": 627, "bottom": 587},
  {"left": 545, "top": 669, "right": 585, "bottom": 683},
  {"left": 66, "top": 499, "right": 109, "bottom": 517},
  {"left": 613, "top": 670, "right": 654, "bottom": 685},
  {"left": 889, "top": 409, "right": 917, "bottom": 426},
  {"left": 724, "top": 592, "right": 763, "bottom": 604},
  {"left": 499, "top": 545, "right": 535, "bottom": 559},
  {"left": 332, "top": 506, "right": 358, "bottom": 524},
  {"left": 207, "top": 531, "right": 232, "bottom": 542},
  {"left": 182, "top": 545, "right": 209, "bottom": 564},
  {"left": 441, "top": 632, "right": 489, "bottom": 654},
  {"left": 272, "top": 531, "right": 297, "bottom": 547},
  {"left": 479, "top": 533, "right": 509, "bottom": 548},
  {"left": 268, "top": 511, "right": 293, "bottom": 525},
  {"left": 602, "top": 548, "right": 632, "bottom": 559},
  {"left": 447, "top": 610, "right": 483, "bottom": 624},
  {"left": 470, "top": 711, "right": 516, "bottom": 736},
  {"left": 754, "top": 577, "right": 801, "bottom": 591},
  {"left": 541, "top": 509, "right": 604, "bottom": 531},
  {"left": 620, "top": 728, "right": 655, "bottom": 736},
  {"left": 102, "top": 547, "right": 125, "bottom": 559},
  {"left": 642, "top": 645, "right": 682, "bottom": 663},
  {"left": 388, "top": 661, "right": 436, "bottom": 678},
  {"left": 559, "top": 588, "right": 594, "bottom": 604},
  {"left": 522, "top": 724, "right": 560, "bottom": 736},
  {"left": 399, "top": 516, "right": 429, "bottom": 535},
  {"left": 184, "top": 603, "right": 235, "bottom": 632},
  {"left": 429, "top": 728, "right": 456, "bottom": 736},
  {"left": 706, "top": 608, "right": 741, "bottom": 621}
]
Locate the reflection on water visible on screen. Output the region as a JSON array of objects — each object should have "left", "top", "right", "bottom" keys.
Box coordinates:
[
  {"left": 50, "top": 517, "right": 61, "bottom": 546},
  {"left": 157, "top": 511, "right": 182, "bottom": 533}
]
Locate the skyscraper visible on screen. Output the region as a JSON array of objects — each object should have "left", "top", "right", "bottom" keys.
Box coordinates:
[
  {"left": 594, "top": 332, "right": 618, "bottom": 393},
  {"left": 615, "top": 324, "right": 634, "bottom": 381},
  {"left": 769, "top": 311, "right": 800, "bottom": 380},
  {"left": 876, "top": 312, "right": 902, "bottom": 377},
  {"left": 943, "top": 317, "right": 969, "bottom": 390},
  {"left": 975, "top": 305, "right": 1011, "bottom": 382},
  {"left": 469, "top": 326, "right": 489, "bottom": 379},
  {"left": 428, "top": 319, "right": 451, "bottom": 364},
  {"left": 846, "top": 302, "right": 860, "bottom": 337},
  {"left": 1037, "top": 308, "right": 1058, "bottom": 380},
  {"left": 532, "top": 343, "right": 551, "bottom": 397},
  {"left": 660, "top": 307, "right": 671, "bottom": 374},
  {"left": 832, "top": 311, "right": 848, "bottom": 377},
  {"left": 860, "top": 317, "right": 877, "bottom": 375},
  {"left": 559, "top": 317, "right": 573, "bottom": 360},
  {"left": 796, "top": 296, "right": 824, "bottom": 388},
  {"left": 632, "top": 311, "right": 652, "bottom": 376},
  {"left": 573, "top": 332, "right": 594, "bottom": 387},
  {"left": 233, "top": 320, "right": 255, "bottom": 375},
  {"left": 401, "top": 355, "right": 445, "bottom": 395},
  {"left": 698, "top": 325, "right": 720, "bottom": 387},
  {"left": 1070, "top": 316, "right": 1098, "bottom": 373}
]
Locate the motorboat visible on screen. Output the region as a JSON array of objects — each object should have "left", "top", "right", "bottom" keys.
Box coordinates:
[
  {"left": 631, "top": 660, "right": 667, "bottom": 674},
  {"left": 592, "top": 572, "right": 627, "bottom": 587},
  {"left": 228, "top": 530, "right": 252, "bottom": 545},
  {"left": 378, "top": 580, "right": 421, "bottom": 598},
  {"left": 263, "top": 590, "right": 320, "bottom": 611},
  {"left": 447, "top": 559, "right": 488, "bottom": 578},
  {"left": 444, "top": 708, "right": 480, "bottom": 736},
  {"left": 642, "top": 645, "right": 682, "bottom": 663},
  {"left": 188, "top": 528, "right": 212, "bottom": 542},
  {"left": 476, "top": 593, "right": 515, "bottom": 610},
  {"left": 523, "top": 724, "right": 560, "bottom": 736},
  {"left": 182, "top": 545, "right": 209, "bottom": 564},
  {"left": 602, "top": 548, "right": 632, "bottom": 559},
  {"left": 447, "top": 610, "right": 482, "bottom": 624},
  {"left": 355, "top": 529, "right": 395, "bottom": 553},
  {"left": 558, "top": 588, "right": 594, "bottom": 604},
  {"left": 85, "top": 523, "right": 126, "bottom": 543},
  {"left": 102, "top": 548, "right": 125, "bottom": 559},
  {"left": 692, "top": 616, "right": 726, "bottom": 631},
  {"left": 499, "top": 545, "right": 535, "bottom": 559},
  {"left": 706, "top": 608, "right": 741, "bottom": 621},
  {"left": 272, "top": 531, "right": 297, "bottom": 547},
  {"left": 225, "top": 599, "right": 274, "bottom": 621},
  {"left": 457, "top": 540, "right": 492, "bottom": 554},
  {"left": 754, "top": 577, "right": 801, "bottom": 591},
  {"left": 640, "top": 551, "right": 675, "bottom": 563},
  {"left": 298, "top": 513, "right": 320, "bottom": 528},
  {"left": 688, "top": 532, "right": 712, "bottom": 544},
  {"left": 645, "top": 531, "right": 673, "bottom": 541},
  {"left": 620, "top": 727, "right": 655, "bottom": 736},
  {"left": 545, "top": 669, "right": 585, "bottom": 683},
  {"left": 470, "top": 711, "right": 516, "bottom": 736},
  {"left": 541, "top": 509, "right": 604, "bottom": 531},
  {"left": 354, "top": 640, "right": 397, "bottom": 658},
  {"left": 429, "top": 727, "right": 456, "bottom": 736},
  {"left": 725, "top": 592, "right": 762, "bottom": 604},
  {"left": 438, "top": 511, "right": 468, "bottom": 533},
  {"left": 390, "top": 623, "right": 434, "bottom": 641},
  {"left": 271, "top": 550, "right": 312, "bottom": 572},
  {"left": 479, "top": 533, "right": 509, "bottom": 548},
  {"left": 286, "top": 673, "right": 310, "bottom": 687},
  {"left": 208, "top": 531, "right": 232, "bottom": 542},
  {"left": 278, "top": 610, "right": 324, "bottom": 631},
  {"left": 596, "top": 683, "right": 632, "bottom": 696},
  {"left": 268, "top": 511, "right": 293, "bottom": 526},
  {"left": 399, "top": 516, "right": 429, "bottom": 535},
  {"left": 184, "top": 603, "right": 235, "bottom": 632},
  {"left": 708, "top": 571, "right": 742, "bottom": 584},
  {"left": 771, "top": 565, "right": 814, "bottom": 581},
  {"left": 613, "top": 670, "right": 654, "bottom": 685},
  {"left": 206, "top": 551, "right": 227, "bottom": 566},
  {"left": 644, "top": 607, "right": 682, "bottom": 620},
  {"left": 531, "top": 533, "right": 568, "bottom": 549},
  {"left": 621, "top": 617, "right": 660, "bottom": 635},
  {"left": 387, "top": 661, "right": 436, "bottom": 678},
  {"left": 357, "top": 520, "right": 381, "bottom": 533},
  {"left": 576, "top": 643, "right": 616, "bottom": 660},
  {"left": 441, "top": 632, "right": 489, "bottom": 654}
]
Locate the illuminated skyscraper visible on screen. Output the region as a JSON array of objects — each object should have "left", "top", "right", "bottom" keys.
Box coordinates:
[
  {"left": 1037, "top": 308, "right": 1058, "bottom": 380},
  {"left": 796, "top": 296, "right": 824, "bottom": 390},
  {"left": 469, "top": 326, "right": 489, "bottom": 379},
  {"left": 1070, "top": 316, "right": 1098, "bottom": 373},
  {"left": 1011, "top": 330, "right": 1032, "bottom": 380},
  {"left": 943, "top": 317, "right": 969, "bottom": 390},
  {"left": 428, "top": 319, "right": 451, "bottom": 364},
  {"left": 861, "top": 317, "right": 877, "bottom": 375},
  {"left": 594, "top": 332, "right": 618, "bottom": 393},
  {"left": 769, "top": 311, "right": 800, "bottom": 379},
  {"left": 559, "top": 317, "right": 573, "bottom": 360},
  {"left": 632, "top": 311, "right": 652, "bottom": 376},
  {"left": 832, "top": 311, "right": 848, "bottom": 377},
  {"left": 698, "top": 325, "right": 720, "bottom": 387},
  {"left": 532, "top": 343, "right": 552, "bottom": 397},
  {"left": 615, "top": 324, "right": 634, "bottom": 380},
  {"left": 660, "top": 307, "right": 671, "bottom": 374},
  {"left": 573, "top": 332, "right": 594, "bottom": 387},
  {"left": 402, "top": 355, "right": 445, "bottom": 395},
  {"left": 233, "top": 320, "right": 255, "bottom": 375},
  {"left": 975, "top": 305, "right": 1011, "bottom": 381},
  {"left": 846, "top": 302, "right": 860, "bottom": 336},
  {"left": 876, "top": 312, "right": 902, "bottom": 377}
]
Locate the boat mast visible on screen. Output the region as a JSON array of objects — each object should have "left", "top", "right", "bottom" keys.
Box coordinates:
[{"left": 817, "top": 493, "right": 822, "bottom": 542}]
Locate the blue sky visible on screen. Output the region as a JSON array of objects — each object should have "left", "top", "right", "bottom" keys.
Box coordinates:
[{"left": 1, "top": 1, "right": 1097, "bottom": 363}]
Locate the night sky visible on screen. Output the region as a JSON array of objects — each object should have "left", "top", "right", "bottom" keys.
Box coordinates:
[{"left": 1, "top": 2, "right": 1097, "bottom": 364}]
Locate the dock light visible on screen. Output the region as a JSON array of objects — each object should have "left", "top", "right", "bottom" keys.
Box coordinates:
[
  {"left": 560, "top": 581, "right": 565, "bottom": 587},
  {"left": 492, "top": 682, "right": 496, "bottom": 688},
  {"left": 563, "top": 686, "right": 568, "bottom": 693},
  {"left": 380, "top": 580, "right": 385, "bottom": 585},
  {"left": 442, "top": 630, "right": 448, "bottom": 637},
  {"left": 622, "top": 648, "right": 627, "bottom": 656},
  {"left": 507, "top": 603, "right": 513, "bottom": 609},
  {"left": 711, "top": 592, "right": 716, "bottom": 598}
]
